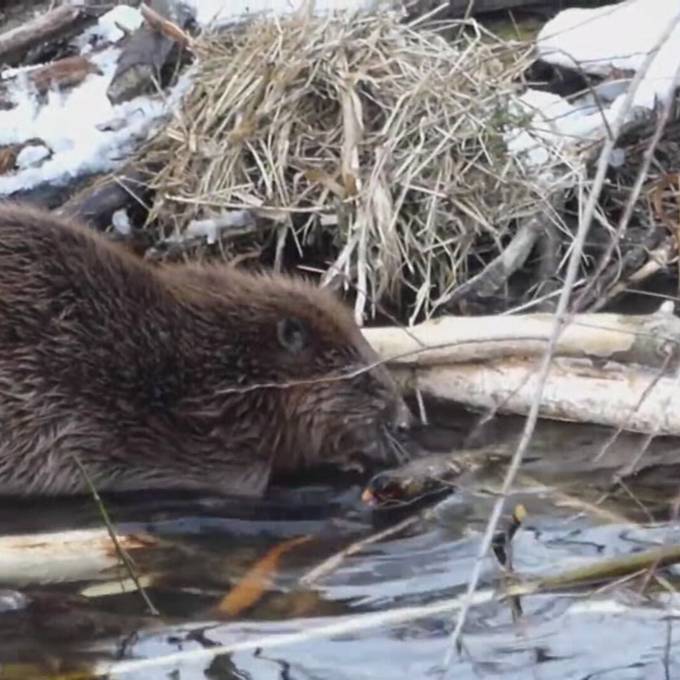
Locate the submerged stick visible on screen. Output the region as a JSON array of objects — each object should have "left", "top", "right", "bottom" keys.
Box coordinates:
[
  {"left": 0, "top": 529, "right": 158, "bottom": 587},
  {"left": 216, "top": 535, "right": 312, "bottom": 617},
  {"left": 300, "top": 514, "right": 424, "bottom": 587},
  {"left": 507, "top": 543, "right": 680, "bottom": 596}
]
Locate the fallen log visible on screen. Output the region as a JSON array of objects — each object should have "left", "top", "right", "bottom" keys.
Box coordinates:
[
  {"left": 0, "top": 528, "right": 159, "bottom": 586},
  {"left": 363, "top": 302, "right": 680, "bottom": 436},
  {"left": 29, "top": 54, "right": 102, "bottom": 95},
  {"left": 57, "top": 167, "right": 150, "bottom": 229},
  {"left": 364, "top": 302, "right": 680, "bottom": 369},
  {"left": 0, "top": 55, "right": 102, "bottom": 111},
  {"left": 396, "top": 357, "right": 680, "bottom": 435},
  {"left": 0, "top": 4, "right": 96, "bottom": 67}
]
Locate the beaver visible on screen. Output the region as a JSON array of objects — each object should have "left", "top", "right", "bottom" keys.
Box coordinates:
[{"left": 0, "top": 203, "right": 413, "bottom": 497}]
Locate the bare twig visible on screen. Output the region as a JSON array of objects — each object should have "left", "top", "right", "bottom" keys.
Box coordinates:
[
  {"left": 70, "top": 454, "right": 159, "bottom": 617},
  {"left": 441, "top": 13, "right": 680, "bottom": 669},
  {"left": 438, "top": 214, "right": 544, "bottom": 309},
  {"left": 300, "top": 513, "right": 425, "bottom": 587},
  {"left": 574, "top": 42, "right": 680, "bottom": 312}
]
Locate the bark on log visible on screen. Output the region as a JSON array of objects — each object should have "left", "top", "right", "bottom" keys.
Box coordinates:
[
  {"left": 29, "top": 55, "right": 102, "bottom": 95},
  {"left": 58, "top": 168, "right": 149, "bottom": 229},
  {"left": 0, "top": 145, "right": 20, "bottom": 175},
  {"left": 0, "top": 56, "right": 102, "bottom": 110},
  {"left": 0, "top": 5, "right": 95, "bottom": 67},
  {"left": 364, "top": 303, "right": 680, "bottom": 370}
]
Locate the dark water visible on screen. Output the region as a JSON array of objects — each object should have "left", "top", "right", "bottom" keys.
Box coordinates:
[{"left": 1, "top": 409, "right": 680, "bottom": 679}]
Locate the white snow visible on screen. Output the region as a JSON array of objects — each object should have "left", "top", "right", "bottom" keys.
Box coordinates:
[
  {"left": 0, "top": 35, "right": 193, "bottom": 196},
  {"left": 506, "top": 0, "right": 680, "bottom": 172},
  {"left": 72, "top": 5, "right": 144, "bottom": 52},
  {"left": 537, "top": 0, "right": 680, "bottom": 110},
  {"left": 184, "top": 0, "right": 381, "bottom": 28},
  {"left": 15, "top": 144, "right": 50, "bottom": 170},
  {"left": 505, "top": 87, "right": 622, "bottom": 170}
]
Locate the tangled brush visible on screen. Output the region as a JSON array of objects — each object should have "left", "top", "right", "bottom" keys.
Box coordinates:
[{"left": 137, "top": 12, "right": 545, "bottom": 322}]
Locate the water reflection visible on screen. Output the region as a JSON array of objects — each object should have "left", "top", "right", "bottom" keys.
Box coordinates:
[{"left": 0, "top": 413, "right": 679, "bottom": 679}]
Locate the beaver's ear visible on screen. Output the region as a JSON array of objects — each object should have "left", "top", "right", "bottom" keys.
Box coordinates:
[{"left": 277, "top": 317, "right": 309, "bottom": 354}]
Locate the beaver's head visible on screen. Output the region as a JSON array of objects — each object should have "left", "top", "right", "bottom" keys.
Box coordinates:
[{"left": 167, "top": 264, "right": 414, "bottom": 483}]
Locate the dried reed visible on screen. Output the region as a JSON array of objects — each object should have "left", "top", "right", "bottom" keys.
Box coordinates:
[{"left": 136, "top": 12, "right": 545, "bottom": 322}]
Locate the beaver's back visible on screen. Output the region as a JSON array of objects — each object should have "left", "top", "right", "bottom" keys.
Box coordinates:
[{"left": 0, "top": 203, "right": 410, "bottom": 497}]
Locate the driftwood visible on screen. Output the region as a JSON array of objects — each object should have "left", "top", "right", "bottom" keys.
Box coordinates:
[
  {"left": 58, "top": 167, "right": 150, "bottom": 229},
  {"left": 0, "top": 528, "right": 159, "bottom": 587},
  {"left": 107, "top": 0, "right": 193, "bottom": 105},
  {"left": 0, "top": 4, "right": 99, "bottom": 67},
  {"left": 363, "top": 303, "right": 680, "bottom": 435},
  {"left": 365, "top": 303, "right": 680, "bottom": 369}
]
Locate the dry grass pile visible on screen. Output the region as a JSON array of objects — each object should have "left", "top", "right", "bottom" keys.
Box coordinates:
[{"left": 138, "top": 12, "right": 545, "bottom": 323}]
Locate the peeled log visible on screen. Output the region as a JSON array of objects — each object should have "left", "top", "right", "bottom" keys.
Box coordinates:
[
  {"left": 0, "top": 529, "right": 158, "bottom": 586},
  {"left": 363, "top": 303, "right": 680, "bottom": 435},
  {"left": 364, "top": 304, "right": 680, "bottom": 369},
  {"left": 393, "top": 357, "right": 680, "bottom": 435}
]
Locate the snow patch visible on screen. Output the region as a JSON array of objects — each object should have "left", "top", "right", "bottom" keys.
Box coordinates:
[
  {"left": 112, "top": 208, "right": 132, "bottom": 235},
  {"left": 507, "top": 0, "right": 680, "bottom": 172},
  {"left": 184, "top": 0, "right": 383, "bottom": 28},
  {"left": 15, "top": 144, "right": 50, "bottom": 170},
  {"left": 537, "top": 0, "right": 680, "bottom": 110},
  {"left": 0, "top": 39, "right": 193, "bottom": 196},
  {"left": 72, "top": 5, "right": 144, "bottom": 52}
]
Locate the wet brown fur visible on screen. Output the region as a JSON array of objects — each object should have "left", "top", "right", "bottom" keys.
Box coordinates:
[{"left": 0, "top": 203, "right": 411, "bottom": 497}]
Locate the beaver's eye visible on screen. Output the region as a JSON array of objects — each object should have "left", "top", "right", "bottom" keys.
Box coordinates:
[{"left": 277, "top": 317, "right": 308, "bottom": 354}]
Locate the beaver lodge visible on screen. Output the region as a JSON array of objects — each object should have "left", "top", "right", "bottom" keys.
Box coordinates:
[{"left": 1, "top": 0, "right": 680, "bottom": 677}]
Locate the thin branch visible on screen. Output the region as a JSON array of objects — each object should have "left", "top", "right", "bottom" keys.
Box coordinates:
[
  {"left": 70, "top": 454, "right": 159, "bottom": 617},
  {"left": 437, "top": 214, "right": 544, "bottom": 309},
  {"left": 441, "top": 12, "right": 680, "bottom": 668},
  {"left": 574, "top": 40, "right": 680, "bottom": 312}
]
